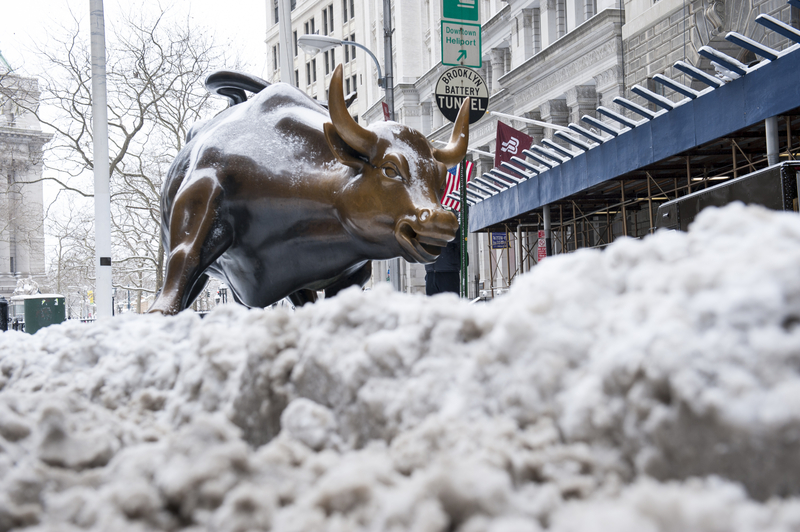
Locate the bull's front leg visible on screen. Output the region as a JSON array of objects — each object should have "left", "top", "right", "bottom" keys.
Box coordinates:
[{"left": 149, "top": 175, "right": 232, "bottom": 315}]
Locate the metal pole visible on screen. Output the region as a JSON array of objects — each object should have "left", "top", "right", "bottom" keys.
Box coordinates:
[
  {"left": 646, "top": 173, "right": 654, "bottom": 234},
  {"left": 620, "top": 182, "right": 628, "bottom": 237},
  {"left": 686, "top": 156, "right": 692, "bottom": 194},
  {"left": 459, "top": 158, "right": 468, "bottom": 297},
  {"left": 505, "top": 225, "right": 510, "bottom": 287},
  {"left": 383, "top": 0, "right": 395, "bottom": 121},
  {"left": 277, "top": 0, "right": 294, "bottom": 85},
  {"left": 543, "top": 204, "right": 552, "bottom": 257},
  {"left": 90, "top": 0, "right": 112, "bottom": 318},
  {"left": 382, "top": 0, "right": 401, "bottom": 292},
  {"left": 572, "top": 203, "right": 578, "bottom": 251},
  {"left": 766, "top": 115, "right": 780, "bottom": 166},
  {"left": 516, "top": 223, "right": 522, "bottom": 276}
]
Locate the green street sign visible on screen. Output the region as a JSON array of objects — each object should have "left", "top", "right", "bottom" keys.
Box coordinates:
[
  {"left": 441, "top": 21, "right": 482, "bottom": 68},
  {"left": 442, "top": 0, "right": 479, "bottom": 22}
]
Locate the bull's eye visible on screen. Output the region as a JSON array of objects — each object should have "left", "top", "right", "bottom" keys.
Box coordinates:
[{"left": 382, "top": 165, "right": 400, "bottom": 180}]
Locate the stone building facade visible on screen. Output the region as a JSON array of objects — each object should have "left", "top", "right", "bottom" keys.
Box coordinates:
[
  {"left": 623, "top": 0, "right": 799, "bottom": 108},
  {"left": 0, "top": 69, "right": 50, "bottom": 300}
]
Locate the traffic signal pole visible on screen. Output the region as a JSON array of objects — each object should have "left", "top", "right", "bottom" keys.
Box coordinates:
[{"left": 459, "top": 157, "right": 468, "bottom": 298}]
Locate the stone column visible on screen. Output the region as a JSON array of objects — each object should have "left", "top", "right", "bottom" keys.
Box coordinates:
[
  {"left": 541, "top": 0, "right": 559, "bottom": 49},
  {"left": 0, "top": 177, "right": 11, "bottom": 293},
  {"left": 490, "top": 48, "right": 506, "bottom": 94},
  {"left": 539, "top": 99, "right": 569, "bottom": 141},
  {"left": 565, "top": 85, "right": 597, "bottom": 125},
  {"left": 520, "top": 10, "right": 534, "bottom": 59},
  {"left": 420, "top": 101, "right": 433, "bottom": 135},
  {"left": 594, "top": 66, "right": 625, "bottom": 122}
]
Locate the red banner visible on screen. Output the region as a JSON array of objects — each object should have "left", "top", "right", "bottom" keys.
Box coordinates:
[{"left": 495, "top": 121, "right": 533, "bottom": 168}]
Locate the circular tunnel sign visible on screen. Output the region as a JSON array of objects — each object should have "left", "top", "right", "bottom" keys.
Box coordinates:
[{"left": 435, "top": 66, "right": 488, "bottom": 124}]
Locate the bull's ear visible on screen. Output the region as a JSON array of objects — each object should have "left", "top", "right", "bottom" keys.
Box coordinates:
[{"left": 324, "top": 122, "right": 366, "bottom": 170}]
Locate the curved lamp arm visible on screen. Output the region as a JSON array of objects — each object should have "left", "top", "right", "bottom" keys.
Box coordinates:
[
  {"left": 342, "top": 41, "right": 383, "bottom": 87},
  {"left": 297, "top": 34, "right": 385, "bottom": 88}
]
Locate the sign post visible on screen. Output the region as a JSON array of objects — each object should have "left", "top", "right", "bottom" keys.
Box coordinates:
[
  {"left": 441, "top": 0, "right": 482, "bottom": 68},
  {"left": 435, "top": 66, "right": 487, "bottom": 299}
]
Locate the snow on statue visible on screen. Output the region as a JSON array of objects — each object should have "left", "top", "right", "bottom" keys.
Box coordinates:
[{"left": 1, "top": 203, "right": 800, "bottom": 531}]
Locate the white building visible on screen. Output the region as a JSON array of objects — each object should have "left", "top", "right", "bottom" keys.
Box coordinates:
[{"left": 0, "top": 58, "right": 51, "bottom": 300}]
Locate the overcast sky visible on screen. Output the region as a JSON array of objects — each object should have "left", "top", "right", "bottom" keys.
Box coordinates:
[{"left": 0, "top": 0, "right": 269, "bottom": 78}]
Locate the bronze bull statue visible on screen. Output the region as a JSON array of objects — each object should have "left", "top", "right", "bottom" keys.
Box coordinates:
[{"left": 149, "top": 64, "right": 469, "bottom": 314}]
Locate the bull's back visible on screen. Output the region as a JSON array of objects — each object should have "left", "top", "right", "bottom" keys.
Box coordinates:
[{"left": 160, "top": 83, "right": 335, "bottom": 247}]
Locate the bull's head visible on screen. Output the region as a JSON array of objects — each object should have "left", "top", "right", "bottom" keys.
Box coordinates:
[{"left": 323, "top": 64, "right": 469, "bottom": 263}]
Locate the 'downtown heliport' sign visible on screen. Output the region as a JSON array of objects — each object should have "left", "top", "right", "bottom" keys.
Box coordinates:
[
  {"left": 435, "top": 66, "right": 488, "bottom": 124},
  {"left": 441, "top": 0, "right": 481, "bottom": 68}
]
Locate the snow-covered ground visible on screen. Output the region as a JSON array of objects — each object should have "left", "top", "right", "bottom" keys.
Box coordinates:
[{"left": 2, "top": 203, "right": 800, "bottom": 532}]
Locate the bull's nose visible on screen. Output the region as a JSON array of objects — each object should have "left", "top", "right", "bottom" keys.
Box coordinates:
[{"left": 417, "top": 209, "right": 431, "bottom": 222}]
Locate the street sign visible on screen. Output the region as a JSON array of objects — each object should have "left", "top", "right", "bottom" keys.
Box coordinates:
[
  {"left": 537, "top": 230, "right": 547, "bottom": 261},
  {"left": 382, "top": 101, "right": 390, "bottom": 121},
  {"left": 491, "top": 232, "right": 508, "bottom": 249},
  {"left": 442, "top": 0, "right": 479, "bottom": 22},
  {"left": 441, "top": 0, "right": 481, "bottom": 68},
  {"left": 441, "top": 21, "right": 482, "bottom": 68},
  {"left": 435, "top": 66, "right": 488, "bottom": 124}
]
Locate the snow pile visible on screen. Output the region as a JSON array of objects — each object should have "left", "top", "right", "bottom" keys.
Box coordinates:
[{"left": 2, "top": 203, "right": 800, "bottom": 531}]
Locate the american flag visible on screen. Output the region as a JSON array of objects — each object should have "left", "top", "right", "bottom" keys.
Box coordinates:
[{"left": 441, "top": 160, "right": 474, "bottom": 212}]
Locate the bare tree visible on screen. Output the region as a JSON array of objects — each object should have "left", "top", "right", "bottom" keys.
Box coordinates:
[{"left": 8, "top": 5, "right": 239, "bottom": 310}]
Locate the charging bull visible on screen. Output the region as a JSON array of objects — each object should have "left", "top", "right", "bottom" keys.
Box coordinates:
[{"left": 149, "top": 64, "right": 469, "bottom": 314}]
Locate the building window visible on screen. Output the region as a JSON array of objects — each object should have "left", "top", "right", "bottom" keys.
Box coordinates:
[
  {"left": 350, "top": 33, "right": 356, "bottom": 58},
  {"left": 343, "top": 0, "right": 349, "bottom": 21},
  {"left": 304, "top": 17, "right": 316, "bottom": 34},
  {"left": 274, "top": 0, "right": 297, "bottom": 23},
  {"left": 323, "top": 5, "right": 334, "bottom": 34},
  {"left": 344, "top": 37, "right": 350, "bottom": 62},
  {"left": 345, "top": 77, "right": 351, "bottom": 94},
  {"left": 293, "top": 31, "right": 298, "bottom": 56},
  {"left": 295, "top": 69, "right": 299, "bottom": 86},
  {"left": 306, "top": 63, "right": 311, "bottom": 85},
  {"left": 272, "top": 44, "right": 279, "bottom": 71},
  {"left": 312, "top": 58, "right": 317, "bottom": 81},
  {"left": 324, "top": 49, "right": 336, "bottom": 74},
  {"left": 351, "top": 75, "right": 357, "bottom": 91},
  {"left": 349, "top": 0, "right": 354, "bottom": 20}
]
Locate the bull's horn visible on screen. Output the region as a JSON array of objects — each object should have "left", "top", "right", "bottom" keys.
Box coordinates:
[
  {"left": 433, "top": 97, "right": 470, "bottom": 167},
  {"left": 328, "top": 64, "right": 377, "bottom": 158}
]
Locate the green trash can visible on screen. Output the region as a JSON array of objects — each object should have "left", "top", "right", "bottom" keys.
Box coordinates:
[{"left": 24, "top": 295, "right": 66, "bottom": 334}]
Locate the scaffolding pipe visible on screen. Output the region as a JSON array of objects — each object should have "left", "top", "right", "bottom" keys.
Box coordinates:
[
  {"left": 646, "top": 173, "right": 654, "bottom": 234},
  {"left": 516, "top": 223, "right": 539, "bottom": 273},
  {"left": 766, "top": 115, "right": 780, "bottom": 166},
  {"left": 620, "top": 183, "right": 628, "bottom": 236},
  {"left": 543, "top": 204, "right": 552, "bottom": 257}
]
